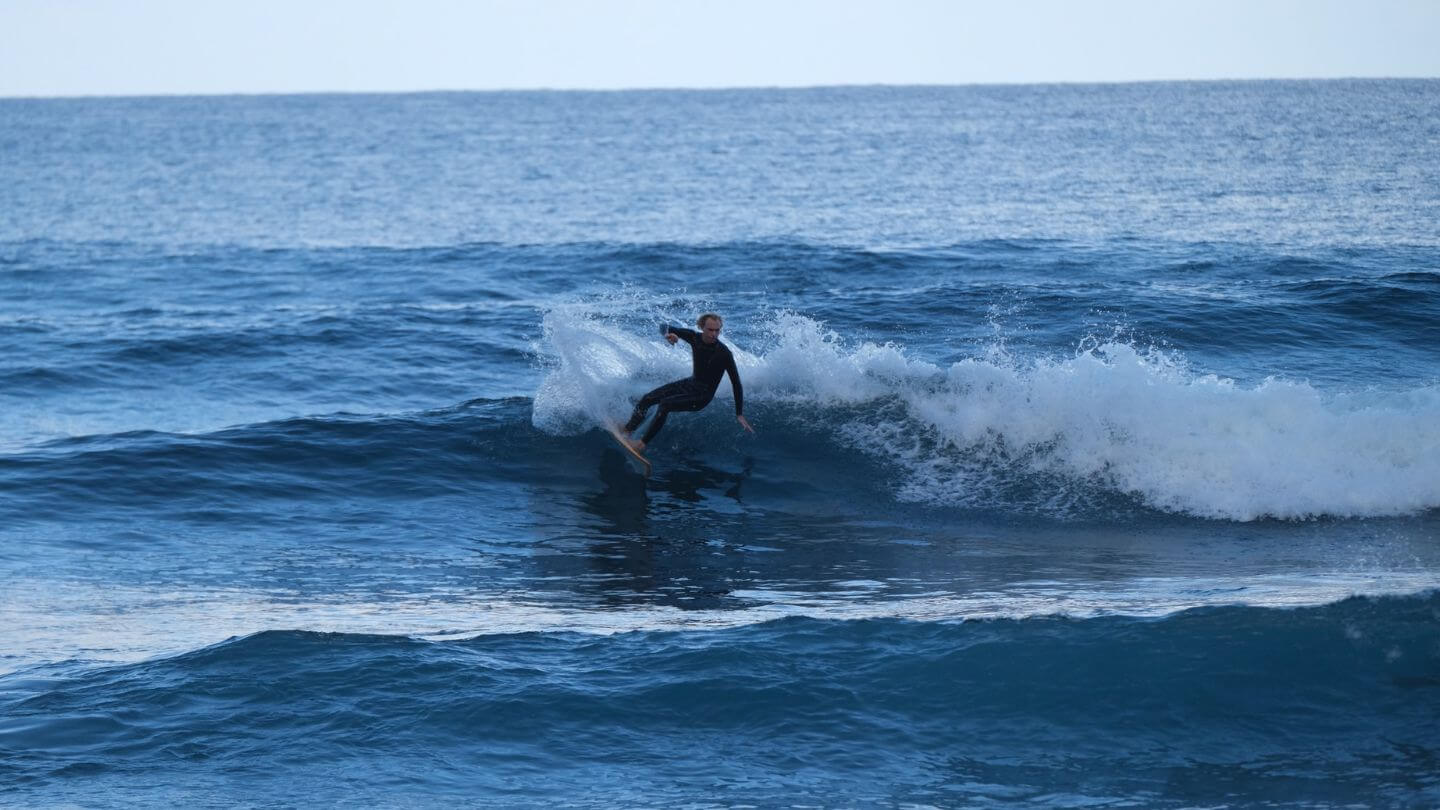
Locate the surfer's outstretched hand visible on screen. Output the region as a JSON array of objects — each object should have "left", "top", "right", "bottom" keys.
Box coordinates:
[
  {"left": 665, "top": 332, "right": 679, "bottom": 345},
  {"left": 737, "top": 415, "right": 755, "bottom": 434}
]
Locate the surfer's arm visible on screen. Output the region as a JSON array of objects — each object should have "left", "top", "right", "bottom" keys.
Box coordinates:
[
  {"left": 733, "top": 362, "right": 753, "bottom": 434},
  {"left": 722, "top": 352, "right": 752, "bottom": 432},
  {"left": 663, "top": 325, "right": 699, "bottom": 346},
  {"left": 726, "top": 355, "right": 745, "bottom": 417}
]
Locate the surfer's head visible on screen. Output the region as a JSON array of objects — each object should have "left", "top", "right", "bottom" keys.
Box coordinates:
[{"left": 697, "top": 313, "right": 722, "bottom": 343}]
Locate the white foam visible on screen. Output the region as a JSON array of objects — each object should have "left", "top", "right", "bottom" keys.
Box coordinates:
[
  {"left": 535, "top": 307, "right": 1440, "bottom": 521},
  {"left": 532, "top": 296, "right": 695, "bottom": 434},
  {"left": 11, "top": 574, "right": 1438, "bottom": 672}
]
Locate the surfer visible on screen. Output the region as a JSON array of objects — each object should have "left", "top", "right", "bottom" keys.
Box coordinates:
[{"left": 621, "top": 313, "right": 754, "bottom": 452}]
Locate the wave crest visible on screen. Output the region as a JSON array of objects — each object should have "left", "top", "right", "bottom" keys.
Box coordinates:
[{"left": 536, "top": 304, "right": 1440, "bottom": 521}]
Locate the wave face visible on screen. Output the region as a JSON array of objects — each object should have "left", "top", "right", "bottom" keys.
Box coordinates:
[
  {"left": 3, "top": 594, "right": 1437, "bottom": 808},
  {"left": 4, "top": 84, "right": 1440, "bottom": 808},
  {"left": 4, "top": 346, "right": 1436, "bottom": 526}
]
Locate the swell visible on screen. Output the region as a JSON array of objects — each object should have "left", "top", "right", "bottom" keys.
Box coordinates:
[
  {"left": 0, "top": 397, "right": 899, "bottom": 532},
  {"left": 6, "top": 238, "right": 1439, "bottom": 521},
  {"left": 3, "top": 592, "right": 1436, "bottom": 801},
  {"left": 6, "top": 373, "right": 1438, "bottom": 527},
  {"left": 0, "top": 399, "right": 544, "bottom": 519},
  {"left": 4, "top": 240, "right": 1437, "bottom": 398}
]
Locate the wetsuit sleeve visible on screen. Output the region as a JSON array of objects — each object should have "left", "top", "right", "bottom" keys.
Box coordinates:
[
  {"left": 727, "top": 352, "right": 744, "bottom": 416},
  {"left": 665, "top": 326, "right": 700, "bottom": 346}
]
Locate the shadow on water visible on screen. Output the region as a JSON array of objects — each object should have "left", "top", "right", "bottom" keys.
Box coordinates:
[
  {"left": 584, "top": 449, "right": 754, "bottom": 530},
  {"left": 651, "top": 456, "right": 753, "bottom": 507},
  {"left": 588, "top": 448, "right": 650, "bottom": 534},
  {"left": 543, "top": 450, "right": 763, "bottom": 611}
]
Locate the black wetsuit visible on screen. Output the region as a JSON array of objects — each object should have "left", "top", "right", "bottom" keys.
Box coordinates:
[{"left": 625, "top": 325, "right": 744, "bottom": 444}]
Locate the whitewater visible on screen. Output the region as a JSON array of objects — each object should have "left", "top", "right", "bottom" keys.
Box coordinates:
[{"left": 538, "top": 304, "right": 1440, "bottom": 521}]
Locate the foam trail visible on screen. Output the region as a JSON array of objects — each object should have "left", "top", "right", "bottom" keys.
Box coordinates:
[{"left": 537, "top": 308, "right": 1440, "bottom": 521}]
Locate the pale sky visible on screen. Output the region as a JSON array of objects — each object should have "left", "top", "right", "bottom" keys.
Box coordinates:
[{"left": 2, "top": 0, "right": 1438, "bottom": 98}]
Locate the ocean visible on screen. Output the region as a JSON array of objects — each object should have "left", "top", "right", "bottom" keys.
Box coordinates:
[{"left": 1, "top": 80, "right": 1438, "bottom": 808}]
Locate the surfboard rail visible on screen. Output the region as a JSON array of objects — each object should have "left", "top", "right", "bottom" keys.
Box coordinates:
[{"left": 604, "top": 424, "right": 651, "bottom": 476}]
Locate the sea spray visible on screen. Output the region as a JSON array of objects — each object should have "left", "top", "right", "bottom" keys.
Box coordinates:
[{"left": 536, "top": 305, "right": 1440, "bottom": 520}]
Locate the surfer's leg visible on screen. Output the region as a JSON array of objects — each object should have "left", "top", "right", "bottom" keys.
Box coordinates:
[
  {"left": 623, "top": 400, "right": 653, "bottom": 434},
  {"left": 625, "top": 379, "right": 690, "bottom": 433},
  {"left": 639, "top": 404, "right": 673, "bottom": 445},
  {"left": 639, "top": 393, "right": 708, "bottom": 445}
]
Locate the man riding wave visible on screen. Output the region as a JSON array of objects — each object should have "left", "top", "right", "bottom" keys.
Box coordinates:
[{"left": 621, "top": 312, "right": 754, "bottom": 452}]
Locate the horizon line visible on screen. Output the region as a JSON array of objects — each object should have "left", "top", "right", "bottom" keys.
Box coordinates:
[{"left": 4, "top": 74, "right": 1438, "bottom": 102}]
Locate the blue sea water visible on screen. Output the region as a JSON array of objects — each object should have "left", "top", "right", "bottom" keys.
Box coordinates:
[{"left": 2, "top": 81, "right": 1438, "bottom": 808}]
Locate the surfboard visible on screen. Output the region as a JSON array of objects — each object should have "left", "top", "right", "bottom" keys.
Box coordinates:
[{"left": 605, "top": 424, "right": 651, "bottom": 476}]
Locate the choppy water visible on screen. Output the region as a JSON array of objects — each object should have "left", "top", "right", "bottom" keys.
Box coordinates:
[{"left": 3, "top": 81, "right": 1439, "bottom": 808}]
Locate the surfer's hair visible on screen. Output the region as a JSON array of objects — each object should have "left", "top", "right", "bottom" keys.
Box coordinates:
[{"left": 697, "top": 313, "right": 722, "bottom": 328}]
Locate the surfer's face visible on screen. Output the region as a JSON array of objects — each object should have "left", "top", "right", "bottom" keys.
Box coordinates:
[{"left": 700, "top": 319, "right": 722, "bottom": 343}]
